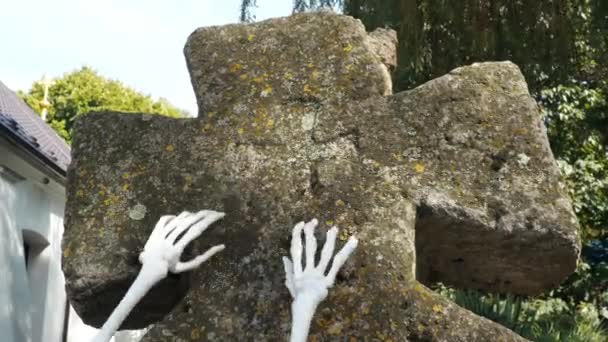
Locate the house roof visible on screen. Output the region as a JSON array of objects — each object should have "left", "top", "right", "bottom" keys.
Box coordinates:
[{"left": 0, "top": 81, "right": 70, "bottom": 175}]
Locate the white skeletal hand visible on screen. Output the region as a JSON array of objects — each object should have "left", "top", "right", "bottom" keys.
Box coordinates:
[
  {"left": 93, "top": 210, "right": 226, "bottom": 342},
  {"left": 139, "top": 210, "right": 226, "bottom": 277},
  {"left": 282, "top": 218, "right": 359, "bottom": 305}
]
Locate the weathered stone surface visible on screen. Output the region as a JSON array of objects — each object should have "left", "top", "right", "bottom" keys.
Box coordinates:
[
  {"left": 63, "top": 11, "right": 577, "bottom": 340},
  {"left": 366, "top": 27, "right": 398, "bottom": 71}
]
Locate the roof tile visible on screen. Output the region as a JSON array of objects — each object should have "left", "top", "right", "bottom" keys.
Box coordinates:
[{"left": 0, "top": 81, "right": 70, "bottom": 172}]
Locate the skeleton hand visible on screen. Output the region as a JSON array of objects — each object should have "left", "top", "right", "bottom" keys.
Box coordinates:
[
  {"left": 283, "top": 219, "right": 358, "bottom": 304},
  {"left": 283, "top": 219, "right": 358, "bottom": 342},
  {"left": 138, "top": 210, "right": 226, "bottom": 282},
  {"left": 93, "top": 210, "right": 225, "bottom": 342}
]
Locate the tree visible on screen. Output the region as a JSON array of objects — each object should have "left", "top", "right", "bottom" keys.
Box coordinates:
[
  {"left": 19, "top": 67, "right": 187, "bottom": 144},
  {"left": 243, "top": 1, "right": 608, "bottom": 93},
  {"left": 540, "top": 82, "right": 608, "bottom": 241},
  {"left": 240, "top": 0, "right": 257, "bottom": 22}
]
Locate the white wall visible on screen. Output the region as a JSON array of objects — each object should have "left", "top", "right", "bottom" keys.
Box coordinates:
[
  {"left": 0, "top": 164, "right": 33, "bottom": 342},
  {"left": 1, "top": 142, "right": 146, "bottom": 342},
  {"left": 1, "top": 142, "right": 149, "bottom": 342},
  {"left": 0, "top": 143, "right": 68, "bottom": 342}
]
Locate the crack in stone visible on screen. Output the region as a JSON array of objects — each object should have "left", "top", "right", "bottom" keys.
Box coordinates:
[{"left": 309, "top": 164, "right": 321, "bottom": 195}]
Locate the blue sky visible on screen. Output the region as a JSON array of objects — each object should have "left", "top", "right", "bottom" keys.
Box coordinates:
[{"left": 0, "top": 0, "right": 293, "bottom": 116}]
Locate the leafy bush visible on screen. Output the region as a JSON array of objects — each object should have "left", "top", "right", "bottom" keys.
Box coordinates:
[
  {"left": 539, "top": 82, "right": 608, "bottom": 241},
  {"left": 552, "top": 249, "right": 608, "bottom": 321},
  {"left": 434, "top": 285, "right": 608, "bottom": 341}
]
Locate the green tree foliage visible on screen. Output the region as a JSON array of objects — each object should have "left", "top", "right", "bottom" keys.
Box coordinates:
[
  {"left": 435, "top": 285, "right": 607, "bottom": 341},
  {"left": 541, "top": 82, "right": 608, "bottom": 240},
  {"left": 292, "top": 0, "right": 341, "bottom": 12},
  {"left": 240, "top": 0, "right": 257, "bottom": 22},
  {"left": 243, "top": 1, "right": 607, "bottom": 92},
  {"left": 381, "top": 0, "right": 602, "bottom": 92},
  {"left": 20, "top": 67, "right": 186, "bottom": 144}
]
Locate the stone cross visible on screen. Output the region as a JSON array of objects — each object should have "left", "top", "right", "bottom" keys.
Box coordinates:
[{"left": 63, "top": 12, "right": 579, "bottom": 341}]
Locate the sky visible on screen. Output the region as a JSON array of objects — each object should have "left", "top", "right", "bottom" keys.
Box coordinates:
[{"left": 0, "top": 0, "right": 293, "bottom": 116}]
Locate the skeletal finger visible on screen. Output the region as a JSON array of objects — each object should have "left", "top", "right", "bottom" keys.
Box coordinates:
[
  {"left": 168, "top": 210, "right": 210, "bottom": 242},
  {"left": 172, "top": 244, "right": 225, "bottom": 273},
  {"left": 282, "top": 256, "right": 295, "bottom": 298},
  {"left": 304, "top": 219, "right": 318, "bottom": 270},
  {"left": 156, "top": 215, "right": 174, "bottom": 229},
  {"left": 290, "top": 221, "right": 305, "bottom": 275},
  {"left": 325, "top": 236, "right": 358, "bottom": 287},
  {"left": 175, "top": 211, "right": 225, "bottom": 250},
  {"left": 169, "top": 210, "right": 215, "bottom": 240},
  {"left": 163, "top": 211, "right": 191, "bottom": 236},
  {"left": 150, "top": 215, "right": 175, "bottom": 239},
  {"left": 317, "top": 226, "right": 338, "bottom": 272}
]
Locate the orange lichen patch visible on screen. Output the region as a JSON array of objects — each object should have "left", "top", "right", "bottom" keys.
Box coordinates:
[
  {"left": 190, "top": 328, "right": 200, "bottom": 340},
  {"left": 303, "top": 84, "right": 314, "bottom": 95},
  {"left": 513, "top": 127, "right": 528, "bottom": 135},
  {"left": 165, "top": 144, "right": 175, "bottom": 152},
  {"left": 339, "top": 229, "right": 349, "bottom": 241},
  {"left": 246, "top": 33, "right": 254, "bottom": 42},
  {"left": 122, "top": 172, "right": 130, "bottom": 179},
  {"left": 122, "top": 184, "right": 129, "bottom": 191},
  {"left": 315, "top": 317, "right": 330, "bottom": 329},
  {"left": 335, "top": 199, "right": 345, "bottom": 207},
  {"left": 311, "top": 70, "right": 320, "bottom": 80},
  {"left": 124, "top": 168, "right": 147, "bottom": 179},
  {"left": 182, "top": 175, "right": 194, "bottom": 192},
  {"left": 327, "top": 321, "right": 343, "bottom": 335},
  {"left": 284, "top": 71, "right": 293, "bottom": 79},
  {"left": 63, "top": 245, "right": 71, "bottom": 258},
  {"left": 250, "top": 107, "right": 274, "bottom": 134},
  {"left": 103, "top": 194, "right": 120, "bottom": 206},
  {"left": 375, "top": 332, "right": 393, "bottom": 341},
  {"left": 432, "top": 304, "right": 443, "bottom": 313},
  {"left": 414, "top": 163, "right": 425, "bottom": 174},
  {"left": 261, "top": 84, "right": 273, "bottom": 96},
  {"left": 76, "top": 189, "right": 84, "bottom": 198},
  {"left": 413, "top": 283, "right": 432, "bottom": 301},
  {"left": 202, "top": 123, "right": 212, "bottom": 132},
  {"left": 239, "top": 74, "right": 248, "bottom": 80},
  {"left": 325, "top": 219, "right": 334, "bottom": 226},
  {"left": 228, "top": 63, "right": 243, "bottom": 73},
  {"left": 343, "top": 43, "right": 353, "bottom": 52},
  {"left": 417, "top": 323, "right": 426, "bottom": 333},
  {"left": 306, "top": 62, "right": 314, "bottom": 69},
  {"left": 237, "top": 127, "right": 245, "bottom": 135},
  {"left": 255, "top": 302, "right": 268, "bottom": 315}
]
